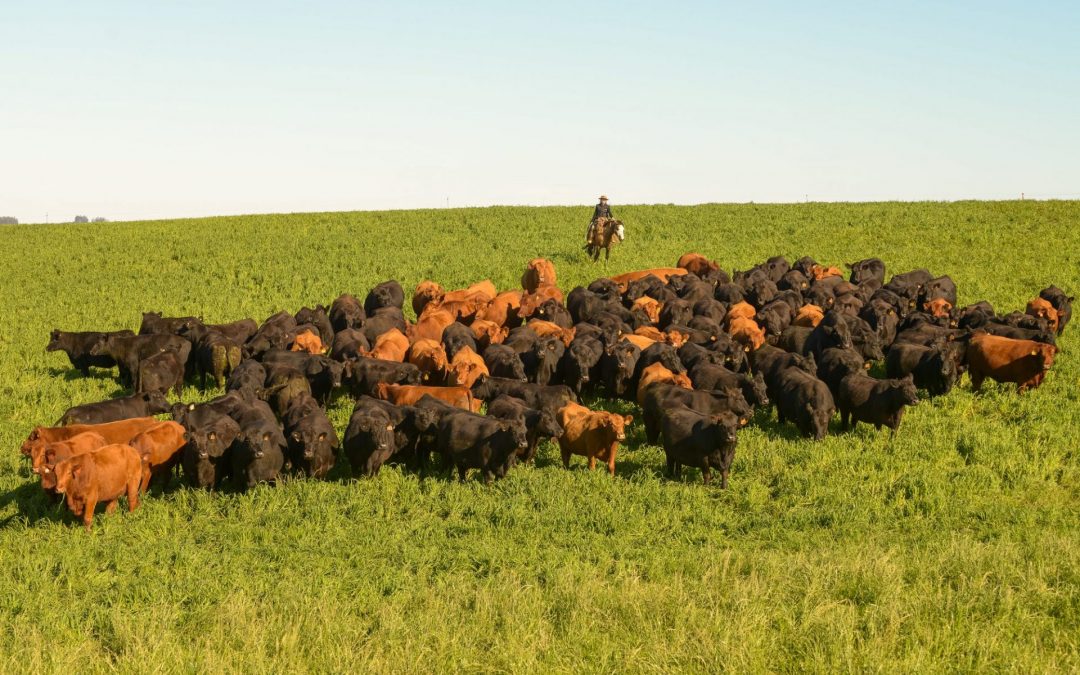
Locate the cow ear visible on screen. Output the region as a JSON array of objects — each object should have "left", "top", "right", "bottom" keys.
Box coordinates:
[
  {"left": 623, "top": 414, "right": 633, "bottom": 425},
  {"left": 291, "top": 431, "right": 302, "bottom": 442},
  {"left": 207, "top": 431, "right": 216, "bottom": 441},
  {"left": 317, "top": 432, "right": 327, "bottom": 442},
  {"left": 1031, "top": 349, "right": 1038, "bottom": 356},
  {"left": 263, "top": 432, "right": 272, "bottom": 442}
]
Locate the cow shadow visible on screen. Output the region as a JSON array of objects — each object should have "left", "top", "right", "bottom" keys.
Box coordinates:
[
  {"left": 48, "top": 366, "right": 116, "bottom": 383},
  {"left": 0, "top": 477, "right": 70, "bottom": 529}
]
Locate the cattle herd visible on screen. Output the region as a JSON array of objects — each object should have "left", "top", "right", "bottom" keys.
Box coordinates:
[{"left": 20, "top": 253, "right": 1072, "bottom": 530}]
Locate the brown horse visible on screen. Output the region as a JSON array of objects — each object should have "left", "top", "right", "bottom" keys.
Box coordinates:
[{"left": 586, "top": 217, "right": 624, "bottom": 261}]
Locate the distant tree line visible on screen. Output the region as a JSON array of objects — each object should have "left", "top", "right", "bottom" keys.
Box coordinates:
[
  {"left": 0, "top": 216, "right": 17, "bottom": 225},
  {"left": 73, "top": 216, "right": 108, "bottom": 223}
]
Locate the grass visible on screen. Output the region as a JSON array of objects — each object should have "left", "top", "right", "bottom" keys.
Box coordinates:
[{"left": 1, "top": 201, "right": 1079, "bottom": 672}]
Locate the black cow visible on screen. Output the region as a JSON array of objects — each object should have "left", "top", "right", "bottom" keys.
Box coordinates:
[
  {"left": 205, "top": 319, "right": 258, "bottom": 345},
  {"left": 330, "top": 293, "right": 365, "bottom": 331},
  {"left": 364, "top": 280, "right": 405, "bottom": 315},
  {"left": 436, "top": 411, "right": 528, "bottom": 483},
  {"left": 139, "top": 311, "right": 201, "bottom": 336},
  {"left": 181, "top": 324, "right": 243, "bottom": 388},
  {"left": 774, "top": 368, "right": 834, "bottom": 440},
  {"left": 178, "top": 406, "right": 240, "bottom": 490},
  {"left": 46, "top": 329, "right": 134, "bottom": 375},
  {"left": 281, "top": 392, "right": 338, "bottom": 479},
  {"left": 90, "top": 333, "right": 191, "bottom": 386},
  {"left": 803, "top": 310, "right": 853, "bottom": 362},
  {"left": 600, "top": 340, "right": 640, "bottom": 398},
  {"left": 137, "top": 350, "right": 185, "bottom": 396},
  {"left": 641, "top": 383, "right": 751, "bottom": 445},
  {"left": 359, "top": 309, "right": 407, "bottom": 345},
  {"left": 847, "top": 258, "right": 885, "bottom": 286},
  {"left": 263, "top": 365, "right": 312, "bottom": 417},
  {"left": 57, "top": 391, "right": 170, "bottom": 426},
  {"left": 347, "top": 358, "right": 421, "bottom": 396},
  {"left": 483, "top": 344, "right": 527, "bottom": 381},
  {"left": 630, "top": 342, "right": 684, "bottom": 396},
  {"left": 837, "top": 373, "right": 918, "bottom": 432},
  {"left": 1039, "top": 285, "right": 1073, "bottom": 335},
  {"left": 814, "top": 347, "right": 868, "bottom": 400},
  {"left": 260, "top": 350, "right": 345, "bottom": 403},
  {"left": 329, "top": 327, "right": 370, "bottom": 362},
  {"left": 229, "top": 401, "right": 287, "bottom": 490},
  {"left": 534, "top": 299, "right": 573, "bottom": 328},
  {"left": 295, "top": 305, "right": 334, "bottom": 345},
  {"left": 688, "top": 363, "right": 769, "bottom": 408},
  {"left": 470, "top": 377, "right": 576, "bottom": 415},
  {"left": 885, "top": 342, "right": 959, "bottom": 397},
  {"left": 344, "top": 397, "right": 399, "bottom": 477},
  {"left": 486, "top": 395, "right": 564, "bottom": 463},
  {"left": 226, "top": 359, "right": 267, "bottom": 397},
  {"left": 442, "top": 322, "right": 478, "bottom": 360},
  {"left": 661, "top": 406, "right": 740, "bottom": 487},
  {"left": 560, "top": 335, "right": 604, "bottom": 395},
  {"left": 524, "top": 336, "right": 565, "bottom": 386}
]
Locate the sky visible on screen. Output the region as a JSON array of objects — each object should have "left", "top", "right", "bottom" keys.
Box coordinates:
[{"left": 1, "top": 1, "right": 1078, "bottom": 223}]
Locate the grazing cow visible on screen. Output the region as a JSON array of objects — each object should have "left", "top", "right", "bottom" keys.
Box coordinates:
[
  {"left": 641, "top": 384, "right": 751, "bottom": 444},
  {"left": 435, "top": 411, "right": 527, "bottom": 482},
  {"left": 487, "top": 395, "right": 564, "bottom": 462},
  {"left": 556, "top": 402, "right": 632, "bottom": 475},
  {"left": 58, "top": 391, "right": 170, "bottom": 426},
  {"left": 661, "top": 406, "right": 739, "bottom": 487},
  {"left": 128, "top": 421, "right": 186, "bottom": 493},
  {"left": 837, "top": 373, "right": 919, "bottom": 432},
  {"left": 329, "top": 293, "right": 365, "bottom": 331},
  {"left": 376, "top": 382, "right": 478, "bottom": 411},
  {"left": 291, "top": 329, "right": 327, "bottom": 354},
  {"left": 364, "top": 280, "right": 405, "bottom": 315},
  {"left": 178, "top": 406, "right": 240, "bottom": 490},
  {"left": 636, "top": 363, "right": 692, "bottom": 406},
  {"left": 53, "top": 443, "right": 143, "bottom": 530},
  {"left": 885, "top": 341, "right": 959, "bottom": 397},
  {"left": 21, "top": 417, "right": 161, "bottom": 460},
  {"left": 522, "top": 258, "right": 558, "bottom": 294},
  {"left": 136, "top": 350, "right": 185, "bottom": 396},
  {"left": 447, "top": 346, "right": 489, "bottom": 389},
  {"left": 1026, "top": 298, "right": 1060, "bottom": 334},
  {"left": 966, "top": 332, "right": 1057, "bottom": 392},
  {"left": 90, "top": 333, "right": 191, "bottom": 387},
  {"left": 412, "top": 281, "right": 446, "bottom": 316},
  {"left": 281, "top": 393, "right": 338, "bottom": 479},
  {"left": 793, "top": 305, "right": 824, "bottom": 328},
  {"left": 774, "top": 368, "right": 835, "bottom": 440},
  {"left": 229, "top": 401, "right": 287, "bottom": 490},
  {"left": 408, "top": 338, "right": 450, "bottom": 384},
  {"left": 344, "top": 398, "right": 400, "bottom": 477},
  {"left": 610, "top": 268, "right": 688, "bottom": 291},
  {"left": 347, "top": 358, "right": 421, "bottom": 396},
  {"left": 362, "top": 328, "right": 410, "bottom": 362},
  {"left": 35, "top": 432, "right": 108, "bottom": 502},
  {"left": 483, "top": 344, "right": 527, "bottom": 381},
  {"left": 46, "top": 329, "right": 135, "bottom": 375},
  {"left": 1039, "top": 286, "right": 1073, "bottom": 335}
]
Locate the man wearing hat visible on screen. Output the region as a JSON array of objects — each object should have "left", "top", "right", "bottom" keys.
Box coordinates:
[{"left": 586, "top": 195, "right": 614, "bottom": 244}]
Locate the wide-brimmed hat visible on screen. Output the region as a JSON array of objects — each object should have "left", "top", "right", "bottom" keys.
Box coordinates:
[{"left": 598, "top": 195, "right": 608, "bottom": 201}]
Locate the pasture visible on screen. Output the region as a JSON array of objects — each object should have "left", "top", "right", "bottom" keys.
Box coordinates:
[{"left": 1, "top": 201, "right": 1078, "bottom": 672}]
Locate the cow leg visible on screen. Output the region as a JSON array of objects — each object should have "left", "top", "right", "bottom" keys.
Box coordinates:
[
  {"left": 607, "top": 445, "right": 617, "bottom": 476},
  {"left": 105, "top": 500, "right": 118, "bottom": 515},
  {"left": 83, "top": 496, "right": 98, "bottom": 531},
  {"left": 970, "top": 372, "right": 984, "bottom": 392},
  {"left": 587, "top": 456, "right": 596, "bottom": 471},
  {"left": 840, "top": 409, "right": 849, "bottom": 430},
  {"left": 457, "top": 465, "right": 468, "bottom": 482},
  {"left": 702, "top": 466, "right": 712, "bottom": 485},
  {"left": 720, "top": 469, "right": 729, "bottom": 489},
  {"left": 666, "top": 456, "right": 676, "bottom": 477},
  {"left": 482, "top": 469, "right": 493, "bottom": 485},
  {"left": 560, "top": 447, "right": 571, "bottom": 469}
]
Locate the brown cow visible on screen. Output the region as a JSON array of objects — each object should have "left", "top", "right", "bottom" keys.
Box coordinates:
[
  {"left": 410, "top": 308, "right": 457, "bottom": 343},
  {"left": 528, "top": 319, "right": 576, "bottom": 347},
  {"left": 412, "top": 280, "right": 446, "bottom": 316},
  {"left": 636, "top": 363, "right": 693, "bottom": 406},
  {"left": 408, "top": 339, "right": 450, "bottom": 383},
  {"left": 793, "top": 304, "right": 824, "bottom": 328},
  {"left": 925, "top": 298, "right": 953, "bottom": 319},
  {"left": 375, "top": 382, "right": 479, "bottom": 411},
  {"left": 521, "top": 258, "right": 557, "bottom": 294},
  {"left": 656, "top": 328, "right": 691, "bottom": 348},
  {"left": 470, "top": 319, "right": 509, "bottom": 350},
  {"left": 631, "top": 296, "right": 662, "bottom": 324},
  {"left": 362, "top": 328, "right": 409, "bottom": 362},
  {"left": 447, "top": 346, "right": 490, "bottom": 389},
  {"left": 556, "top": 402, "right": 632, "bottom": 476},
  {"left": 128, "top": 421, "right": 186, "bottom": 493},
  {"left": 1026, "top": 298, "right": 1060, "bottom": 333},
  {"left": 725, "top": 301, "right": 757, "bottom": 326},
  {"left": 622, "top": 334, "right": 657, "bottom": 351},
  {"left": 728, "top": 316, "right": 766, "bottom": 350},
  {"left": 476, "top": 290, "right": 522, "bottom": 328},
  {"left": 290, "top": 329, "right": 327, "bottom": 354},
  {"left": 519, "top": 286, "right": 564, "bottom": 319},
  {"left": 53, "top": 443, "right": 144, "bottom": 530},
  {"left": 21, "top": 417, "right": 161, "bottom": 459},
  {"left": 810, "top": 264, "right": 843, "bottom": 280},
  {"left": 36, "top": 432, "right": 109, "bottom": 501},
  {"left": 967, "top": 332, "right": 1057, "bottom": 392},
  {"left": 610, "top": 268, "right": 688, "bottom": 291},
  {"left": 676, "top": 252, "right": 720, "bottom": 277}
]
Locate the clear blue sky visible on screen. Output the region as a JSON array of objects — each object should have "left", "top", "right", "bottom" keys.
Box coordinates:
[{"left": 2, "top": 1, "right": 1078, "bottom": 223}]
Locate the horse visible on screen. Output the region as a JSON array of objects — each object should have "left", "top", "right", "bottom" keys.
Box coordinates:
[{"left": 586, "top": 218, "right": 624, "bottom": 261}]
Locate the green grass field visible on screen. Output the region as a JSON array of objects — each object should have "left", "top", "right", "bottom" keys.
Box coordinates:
[{"left": 1, "top": 201, "right": 1078, "bottom": 672}]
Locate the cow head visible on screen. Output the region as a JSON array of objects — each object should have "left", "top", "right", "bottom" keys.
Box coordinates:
[
  {"left": 742, "top": 372, "right": 769, "bottom": 408},
  {"left": 605, "top": 413, "right": 633, "bottom": 442},
  {"left": 533, "top": 337, "right": 565, "bottom": 386},
  {"left": 142, "top": 390, "right": 171, "bottom": 415},
  {"left": 46, "top": 329, "right": 65, "bottom": 352}
]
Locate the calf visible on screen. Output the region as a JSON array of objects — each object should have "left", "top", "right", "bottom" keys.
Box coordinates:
[
  {"left": 436, "top": 411, "right": 527, "bottom": 483},
  {"left": 447, "top": 346, "right": 489, "bottom": 389},
  {"left": 53, "top": 444, "right": 143, "bottom": 530},
  {"left": 967, "top": 332, "right": 1057, "bottom": 392},
  {"left": 487, "top": 395, "right": 564, "bottom": 463},
  {"left": 35, "top": 432, "right": 108, "bottom": 501},
  {"left": 376, "top": 382, "right": 478, "bottom": 411},
  {"left": 661, "top": 406, "right": 740, "bottom": 487},
  {"left": 46, "top": 329, "right": 134, "bottom": 375},
  {"left": 21, "top": 417, "right": 160, "bottom": 460},
  {"left": 556, "top": 402, "right": 632, "bottom": 476},
  {"left": 128, "top": 420, "right": 186, "bottom": 493},
  {"left": 837, "top": 373, "right": 919, "bottom": 432},
  {"left": 774, "top": 368, "right": 834, "bottom": 440},
  {"left": 58, "top": 391, "right": 170, "bottom": 426}
]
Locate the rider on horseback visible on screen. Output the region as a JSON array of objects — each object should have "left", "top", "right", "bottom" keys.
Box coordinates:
[{"left": 586, "top": 195, "right": 613, "bottom": 245}]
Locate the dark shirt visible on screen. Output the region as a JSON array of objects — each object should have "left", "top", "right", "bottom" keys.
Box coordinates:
[{"left": 592, "top": 203, "right": 613, "bottom": 220}]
